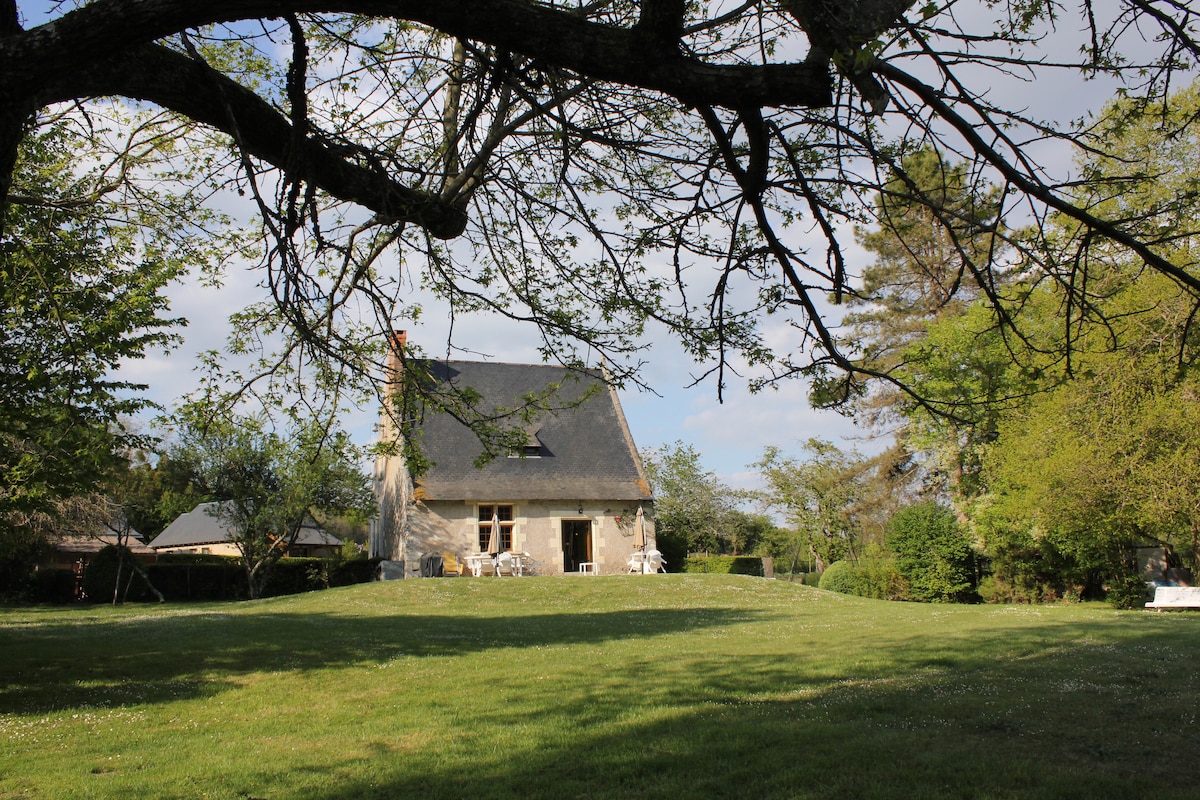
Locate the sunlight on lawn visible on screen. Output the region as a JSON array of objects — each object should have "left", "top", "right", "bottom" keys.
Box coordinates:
[{"left": 3, "top": 575, "right": 1199, "bottom": 800}]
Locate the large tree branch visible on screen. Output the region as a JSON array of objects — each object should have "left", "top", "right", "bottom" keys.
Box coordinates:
[
  {"left": 1, "top": 0, "right": 832, "bottom": 110},
  {"left": 877, "top": 62, "right": 1200, "bottom": 297},
  {"left": 37, "top": 42, "right": 468, "bottom": 238}
]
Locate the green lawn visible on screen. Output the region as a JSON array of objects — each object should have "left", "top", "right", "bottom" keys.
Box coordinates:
[{"left": 2, "top": 575, "right": 1198, "bottom": 799}]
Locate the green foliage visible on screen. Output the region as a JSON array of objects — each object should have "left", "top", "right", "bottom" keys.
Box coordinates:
[
  {"left": 0, "top": 123, "right": 184, "bottom": 523},
  {"left": 147, "top": 559, "right": 247, "bottom": 601},
  {"left": 816, "top": 552, "right": 908, "bottom": 600},
  {"left": 81, "top": 545, "right": 149, "bottom": 604},
  {"left": 118, "top": 453, "right": 211, "bottom": 543},
  {"left": 817, "top": 560, "right": 858, "bottom": 594},
  {"left": 816, "top": 147, "right": 1009, "bottom": 434},
  {"left": 166, "top": 410, "right": 374, "bottom": 599},
  {"left": 864, "top": 81, "right": 1200, "bottom": 601},
  {"left": 29, "top": 568, "right": 76, "bottom": 604},
  {"left": 144, "top": 554, "right": 379, "bottom": 601},
  {"left": 680, "top": 556, "right": 765, "bottom": 576},
  {"left": 886, "top": 501, "right": 977, "bottom": 602},
  {"left": 853, "top": 548, "right": 910, "bottom": 600},
  {"left": 755, "top": 439, "right": 865, "bottom": 571},
  {"left": 0, "top": 524, "right": 53, "bottom": 601},
  {"left": 642, "top": 442, "right": 747, "bottom": 557},
  {"left": 1105, "top": 574, "right": 1152, "bottom": 610}
]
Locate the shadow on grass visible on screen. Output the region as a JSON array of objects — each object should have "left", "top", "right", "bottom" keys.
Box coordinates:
[
  {"left": 0, "top": 605, "right": 772, "bottom": 714},
  {"left": 287, "top": 620, "right": 1200, "bottom": 800},
  {"left": 7, "top": 585, "right": 1200, "bottom": 799}
]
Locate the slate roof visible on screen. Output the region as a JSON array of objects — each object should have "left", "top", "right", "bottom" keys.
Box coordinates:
[
  {"left": 150, "top": 502, "right": 342, "bottom": 549},
  {"left": 410, "top": 360, "right": 652, "bottom": 502},
  {"left": 55, "top": 528, "right": 155, "bottom": 557}
]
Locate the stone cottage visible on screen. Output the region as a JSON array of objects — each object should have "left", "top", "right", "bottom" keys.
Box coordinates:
[{"left": 370, "top": 333, "right": 655, "bottom": 575}]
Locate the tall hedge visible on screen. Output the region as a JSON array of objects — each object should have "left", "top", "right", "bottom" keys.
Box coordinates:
[
  {"left": 135, "top": 554, "right": 380, "bottom": 602},
  {"left": 681, "top": 556, "right": 765, "bottom": 576}
]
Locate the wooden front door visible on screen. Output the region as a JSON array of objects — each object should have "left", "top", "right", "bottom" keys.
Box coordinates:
[{"left": 561, "top": 520, "right": 592, "bottom": 573}]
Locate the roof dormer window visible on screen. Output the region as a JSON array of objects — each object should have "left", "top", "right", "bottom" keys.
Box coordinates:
[{"left": 508, "top": 426, "right": 543, "bottom": 458}]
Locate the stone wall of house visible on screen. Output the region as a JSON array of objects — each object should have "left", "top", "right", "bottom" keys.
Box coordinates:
[
  {"left": 405, "top": 499, "right": 656, "bottom": 575},
  {"left": 369, "top": 449, "right": 410, "bottom": 561}
]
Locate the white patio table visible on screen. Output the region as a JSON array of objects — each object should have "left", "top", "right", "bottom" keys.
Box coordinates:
[{"left": 462, "top": 552, "right": 526, "bottom": 576}]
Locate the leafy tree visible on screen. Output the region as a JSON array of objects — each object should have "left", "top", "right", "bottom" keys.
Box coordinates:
[
  {"left": 970, "top": 79, "right": 1200, "bottom": 596},
  {"left": 116, "top": 451, "right": 210, "bottom": 544},
  {"left": 725, "top": 511, "right": 779, "bottom": 559},
  {"left": 0, "top": 122, "right": 185, "bottom": 526},
  {"left": 642, "top": 442, "right": 744, "bottom": 562},
  {"left": 895, "top": 296, "right": 1051, "bottom": 498},
  {"left": 816, "top": 147, "right": 1009, "bottom": 421},
  {"left": 168, "top": 411, "right": 374, "bottom": 599},
  {"left": 755, "top": 439, "right": 864, "bottom": 572},
  {"left": 885, "top": 501, "right": 976, "bottom": 603}
]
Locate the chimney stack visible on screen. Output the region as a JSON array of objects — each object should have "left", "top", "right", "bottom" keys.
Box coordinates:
[{"left": 387, "top": 329, "right": 407, "bottom": 388}]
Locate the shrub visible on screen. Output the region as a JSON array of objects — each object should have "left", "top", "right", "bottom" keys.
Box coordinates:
[
  {"left": 146, "top": 554, "right": 379, "bottom": 601},
  {"left": 816, "top": 555, "right": 908, "bottom": 600},
  {"left": 148, "top": 559, "right": 246, "bottom": 601},
  {"left": 886, "top": 501, "right": 977, "bottom": 602},
  {"left": 331, "top": 557, "right": 380, "bottom": 586},
  {"left": 30, "top": 568, "right": 76, "bottom": 603},
  {"left": 818, "top": 561, "right": 860, "bottom": 595},
  {"left": 681, "top": 556, "right": 764, "bottom": 576},
  {"left": 854, "top": 550, "right": 909, "bottom": 600},
  {"left": 653, "top": 529, "right": 687, "bottom": 573},
  {"left": 1105, "top": 574, "right": 1151, "bottom": 609},
  {"left": 82, "top": 545, "right": 151, "bottom": 603},
  {"left": 0, "top": 534, "right": 52, "bottom": 601}
]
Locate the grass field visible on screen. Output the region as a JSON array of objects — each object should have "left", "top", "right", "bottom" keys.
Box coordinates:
[{"left": 3, "top": 574, "right": 1199, "bottom": 799}]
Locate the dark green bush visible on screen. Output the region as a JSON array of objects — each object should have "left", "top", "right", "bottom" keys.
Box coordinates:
[
  {"left": 886, "top": 501, "right": 977, "bottom": 602},
  {"left": 30, "top": 568, "right": 76, "bottom": 603},
  {"left": 331, "top": 557, "right": 380, "bottom": 586},
  {"left": 156, "top": 552, "right": 236, "bottom": 565},
  {"left": 681, "top": 556, "right": 765, "bottom": 576},
  {"left": 82, "top": 545, "right": 151, "bottom": 603},
  {"left": 146, "top": 554, "right": 379, "bottom": 601},
  {"left": 1105, "top": 574, "right": 1151, "bottom": 609},
  {"left": 148, "top": 561, "right": 246, "bottom": 601},
  {"left": 0, "top": 534, "right": 52, "bottom": 601}
]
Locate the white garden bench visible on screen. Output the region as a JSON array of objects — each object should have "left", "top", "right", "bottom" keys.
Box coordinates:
[{"left": 1145, "top": 586, "right": 1200, "bottom": 610}]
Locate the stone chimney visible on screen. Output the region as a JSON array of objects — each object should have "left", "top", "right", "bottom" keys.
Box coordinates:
[{"left": 386, "top": 329, "right": 407, "bottom": 389}]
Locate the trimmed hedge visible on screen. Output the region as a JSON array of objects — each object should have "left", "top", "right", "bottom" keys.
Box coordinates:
[
  {"left": 30, "top": 568, "right": 77, "bottom": 604},
  {"left": 681, "top": 556, "right": 766, "bottom": 576},
  {"left": 136, "top": 554, "right": 380, "bottom": 602},
  {"left": 148, "top": 560, "right": 247, "bottom": 601}
]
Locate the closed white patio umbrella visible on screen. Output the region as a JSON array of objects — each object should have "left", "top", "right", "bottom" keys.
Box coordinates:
[{"left": 487, "top": 507, "right": 501, "bottom": 556}]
